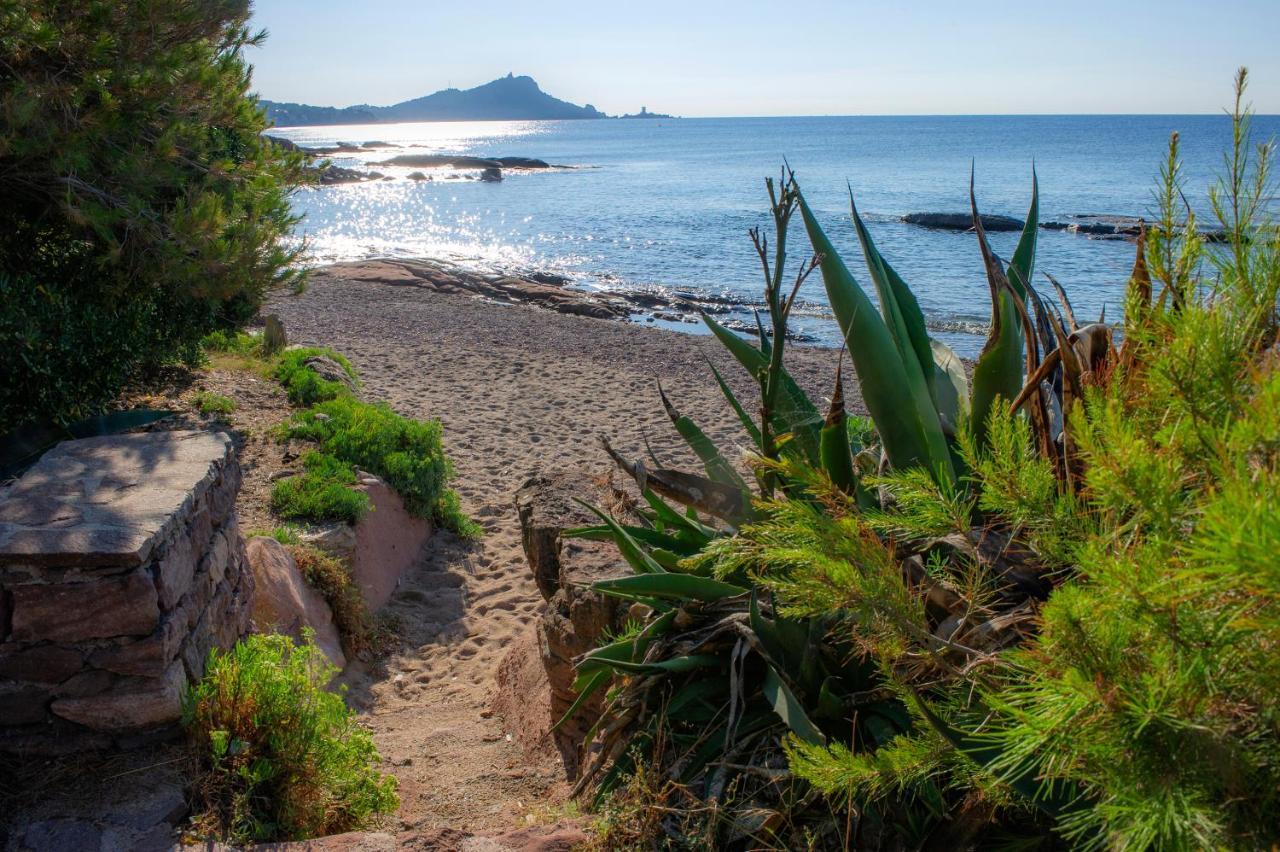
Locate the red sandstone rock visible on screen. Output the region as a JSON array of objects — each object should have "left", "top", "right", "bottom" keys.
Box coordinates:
[{"left": 246, "top": 537, "right": 345, "bottom": 669}]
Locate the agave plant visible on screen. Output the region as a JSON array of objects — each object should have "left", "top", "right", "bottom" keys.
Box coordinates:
[{"left": 562, "top": 165, "right": 1145, "bottom": 847}]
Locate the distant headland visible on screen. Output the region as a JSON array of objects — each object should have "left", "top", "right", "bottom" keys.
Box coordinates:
[{"left": 260, "top": 73, "right": 675, "bottom": 126}]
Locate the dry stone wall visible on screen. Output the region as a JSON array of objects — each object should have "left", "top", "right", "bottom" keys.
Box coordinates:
[{"left": 0, "top": 430, "right": 253, "bottom": 753}]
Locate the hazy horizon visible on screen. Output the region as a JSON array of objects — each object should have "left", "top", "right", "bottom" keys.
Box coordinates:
[{"left": 248, "top": 0, "right": 1280, "bottom": 117}]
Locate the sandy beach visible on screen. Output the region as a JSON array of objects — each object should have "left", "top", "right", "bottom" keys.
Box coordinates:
[{"left": 264, "top": 261, "right": 862, "bottom": 836}]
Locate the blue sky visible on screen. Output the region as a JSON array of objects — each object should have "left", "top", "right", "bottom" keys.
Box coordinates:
[{"left": 247, "top": 0, "right": 1280, "bottom": 115}]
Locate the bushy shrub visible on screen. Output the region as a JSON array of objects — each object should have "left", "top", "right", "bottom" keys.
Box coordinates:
[
  {"left": 274, "top": 347, "right": 359, "bottom": 406},
  {"left": 0, "top": 0, "right": 307, "bottom": 432},
  {"left": 283, "top": 396, "right": 479, "bottom": 536},
  {"left": 183, "top": 632, "right": 398, "bottom": 842},
  {"left": 270, "top": 451, "right": 370, "bottom": 524}
]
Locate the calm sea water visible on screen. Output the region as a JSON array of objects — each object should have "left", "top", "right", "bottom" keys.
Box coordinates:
[{"left": 270, "top": 115, "right": 1278, "bottom": 356}]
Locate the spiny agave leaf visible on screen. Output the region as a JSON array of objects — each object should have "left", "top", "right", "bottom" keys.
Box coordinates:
[
  {"left": 667, "top": 678, "right": 731, "bottom": 720},
  {"left": 708, "top": 360, "right": 762, "bottom": 448},
  {"left": 578, "top": 610, "right": 679, "bottom": 674},
  {"left": 910, "top": 691, "right": 1091, "bottom": 822},
  {"left": 848, "top": 191, "right": 935, "bottom": 394},
  {"left": 597, "top": 654, "right": 723, "bottom": 675},
  {"left": 1006, "top": 168, "right": 1039, "bottom": 300},
  {"left": 797, "top": 189, "right": 954, "bottom": 483},
  {"left": 642, "top": 489, "right": 718, "bottom": 542},
  {"left": 658, "top": 380, "right": 750, "bottom": 492},
  {"left": 969, "top": 171, "right": 1027, "bottom": 452},
  {"left": 574, "top": 499, "right": 666, "bottom": 574},
  {"left": 592, "top": 572, "right": 748, "bottom": 602},
  {"left": 565, "top": 524, "right": 704, "bottom": 557},
  {"left": 552, "top": 669, "right": 610, "bottom": 732},
  {"left": 601, "top": 436, "right": 749, "bottom": 523},
  {"left": 702, "top": 314, "right": 822, "bottom": 464},
  {"left": 819, "top": 361, "right": 857, "bottom": 495},
  {"left": 763, "top": 663, "right": 826, "bottom": 745},
  {"left": 929, "top": 339, "right": 970, "bottom": 436},
  {"left": 1045, "top": 273, "right": 1080, "bottom": 332}
]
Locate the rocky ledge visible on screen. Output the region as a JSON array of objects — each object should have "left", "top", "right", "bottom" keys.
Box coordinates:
[{"left": 308, "top": 258, "right": 754, "bottom": 327}]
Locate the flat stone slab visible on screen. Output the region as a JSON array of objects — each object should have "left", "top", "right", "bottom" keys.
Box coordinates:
[{"left": 0, "top": 431, "right": 233, "bottom": 568}]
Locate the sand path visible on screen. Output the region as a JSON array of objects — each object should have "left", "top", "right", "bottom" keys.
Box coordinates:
[{"left": 268, "top": 268, "right": 858, "bottom": 836}]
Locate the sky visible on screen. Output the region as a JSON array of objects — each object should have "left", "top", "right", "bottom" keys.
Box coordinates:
[{"left": 247, "top": 0, "right": 1280, "bottom": 116}]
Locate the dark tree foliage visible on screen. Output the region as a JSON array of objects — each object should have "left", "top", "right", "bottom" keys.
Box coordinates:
[{"left": 0, "top": 0, "right": 307, "bottom": 430}]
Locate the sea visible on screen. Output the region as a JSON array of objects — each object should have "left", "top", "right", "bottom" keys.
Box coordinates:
[{"left": 268, "top": 114, "right": 1279, "bottom": 357}]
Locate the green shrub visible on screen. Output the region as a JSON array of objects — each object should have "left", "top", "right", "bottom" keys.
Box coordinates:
[
  {"left": 269, "top": 452, "right": 369, "bottom": 524},
  {"left": 274, "top": 347, "right": 359, "bottom": 406},
  {"left": 283, "top": 396, "right": 479, "bottom": 537},
  {"left": 193, "top": 391, "right": 236, "bottom": 417},
  {"left": 0, "top": 1, "right": 308, "bottom": 432},
  {"left": 183, "top": 632, "right": 397, "bottom": 842}
]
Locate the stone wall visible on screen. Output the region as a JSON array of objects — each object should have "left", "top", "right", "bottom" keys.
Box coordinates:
[
  {"left": 0, "top": 430, "right": 253, "bottom": 753},
  {"left": 515, "top": 472, "right": 630, "bottom": 778}
]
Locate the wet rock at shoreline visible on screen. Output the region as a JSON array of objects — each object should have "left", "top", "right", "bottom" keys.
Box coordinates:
[{"left": 903, "top": 212, "right": 1025, "bottom": 231}]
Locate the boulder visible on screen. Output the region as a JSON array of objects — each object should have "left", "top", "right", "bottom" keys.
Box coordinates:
[
  {"left": 479, "top": 166, "right": 503, "bottom": 182},
  {"left": 246, "top": 537, "right": 345, "bottom": 669},
  {"left": 902, "top": 212, "right": 1025, "bottom": 232},
  {"left": 301, "top": 354, "right": 358, "bottom": 393}
]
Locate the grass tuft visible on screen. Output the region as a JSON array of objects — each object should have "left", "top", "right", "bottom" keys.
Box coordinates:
[{"left": 193, "top": 391, "right": 236, "bottom": 417}]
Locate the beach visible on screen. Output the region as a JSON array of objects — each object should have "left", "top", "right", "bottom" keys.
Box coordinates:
[{"left": 263, "top": 261, "right": 861, "bottom": 833}]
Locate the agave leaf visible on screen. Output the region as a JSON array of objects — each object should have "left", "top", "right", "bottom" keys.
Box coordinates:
[
  {"left": 1006, "top": 168, "right": 1039, "bottom": 300},
  {"left": 552, "top": 669, "right": 610, "bottom": 732},
  {"left": 797, "top": 190, "right": 954, "bottom": 483},
  {"left": 968, "top": 172, "right": 1027, "bottom": 452},
  {"left": 929, "top": 339, "right": 969, "bottom": 436},
  {"left": 642, "top": 490, "right": 718, "bottom": 542},
  {"left": 601, "top": 436, "right": 749, "bottom": 523},
  {"left": 848, "top": 192, "right": 936, "bottom": 397},
  {"left": 578, "top": 610, "right": 679, "bottom": 675},
  {"left": 708, "top": 360, "right": 762, "bottom": 448},
  {"left": 819, "top": 362, "right": 857, "bottom": 495},
  {"left": 598, "top": 654, "right": 723, "bottom": 675},
  {"left": 702, "top": 314, "right": 822, "bottom": 464},
  {"left": 657, "top": 381, "right": 750, "bottom": 492},
  {"left": 763, "top": 663, "right": 826, "bottom": 745},
  {"left": 566, "top": 524, "right": 704, "bottom": 556},
  {"left": 592, "top": 572, "right": 748, "bottom": 602},
  {"left": 574, "top": 500, "right": 666, "bottom": 574},
  {"left": 1045, "top": 273, "right": 1080, "bottom": 332}
]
